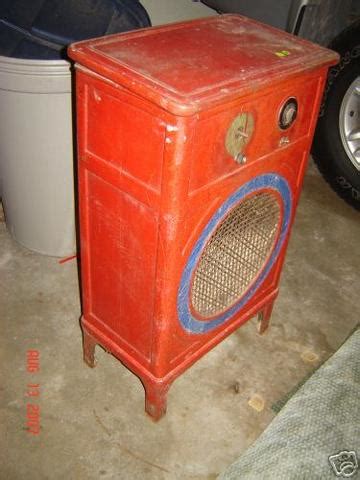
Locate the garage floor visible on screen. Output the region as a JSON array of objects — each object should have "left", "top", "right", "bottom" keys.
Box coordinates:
[{"left": 1, "top": 2, "right": 360, "bottom": 480}]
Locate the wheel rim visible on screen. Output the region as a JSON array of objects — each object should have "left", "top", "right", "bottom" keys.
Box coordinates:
[{"left": 339, "top": 76, "right": 360, "bottom": 172}]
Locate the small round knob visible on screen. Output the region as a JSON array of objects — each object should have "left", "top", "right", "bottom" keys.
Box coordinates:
[{"left": 235, "top": 153, "right": 247, "bottom": 164}]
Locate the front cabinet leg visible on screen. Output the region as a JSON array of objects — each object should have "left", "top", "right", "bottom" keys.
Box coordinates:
[{"left": 143, "top": 380, "right": 171, "bottom": 421}]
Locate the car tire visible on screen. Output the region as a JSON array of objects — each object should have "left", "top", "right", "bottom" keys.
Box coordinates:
[{"left": 312, "top": 19, "right": 360, "bottom": 210}]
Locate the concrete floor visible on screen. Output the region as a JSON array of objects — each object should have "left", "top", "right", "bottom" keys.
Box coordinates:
[
  {"left": 1, "top": 159, "right": 359, "bottom": 480},
  {"left": 1, "top": 2, "right": 360, "bottom": 479}
]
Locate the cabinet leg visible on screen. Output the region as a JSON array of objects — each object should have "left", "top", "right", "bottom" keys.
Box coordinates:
[
  {"left": 257, "top": 302, "right": 274, "bottom": 334},
  {"left": 83, "top": 329, "right": 97, "bottom": 368},
  {"left": 143, "top": 381, "right": 170, "bottom": 421}
]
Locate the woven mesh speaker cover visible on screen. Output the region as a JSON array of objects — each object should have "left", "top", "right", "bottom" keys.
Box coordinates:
[{"left": 191, "top": 191, "right": 281, "bottom": 318}]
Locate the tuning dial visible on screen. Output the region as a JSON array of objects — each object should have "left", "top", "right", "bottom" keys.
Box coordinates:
[
  {"left": 279, "top": 98, "right": 298, "bottom": 130},
  {"left": 225, "top": 112, "right": 255, "bottom": 160}
]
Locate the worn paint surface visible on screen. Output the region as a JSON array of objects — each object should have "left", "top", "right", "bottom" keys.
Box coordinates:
[
  {"left": 69, "top": 15, "right": 338, "bottom": 116},
  {"left": 68, "top": 16, "right": 338, "bottom": 420}
]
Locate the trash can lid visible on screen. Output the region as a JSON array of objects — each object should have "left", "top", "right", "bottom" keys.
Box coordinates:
[{"left": 0, "top": 0, "right": 150, "bottom": 60}]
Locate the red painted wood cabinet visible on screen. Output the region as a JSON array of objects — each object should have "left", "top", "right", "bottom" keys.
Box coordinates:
[{"left": 69, "top": 15, "right": 338, "bottom": 420}]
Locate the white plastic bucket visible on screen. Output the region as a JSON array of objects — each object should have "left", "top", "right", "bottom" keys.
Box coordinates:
[{"left": 0, "top": 55, "right": 76, "bottom": 257}]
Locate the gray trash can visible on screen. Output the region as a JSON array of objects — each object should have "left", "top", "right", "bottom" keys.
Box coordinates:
[
  {"left": 0, "top": 56, "right": 74, "bottom": 256},
  {"left": 0, "top": 0, "right": 150, "bottom": 256}
]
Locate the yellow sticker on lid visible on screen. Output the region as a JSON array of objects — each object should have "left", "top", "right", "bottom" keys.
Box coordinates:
[{"left": 275, "top": 50, "right": 291, "bottom": 57}]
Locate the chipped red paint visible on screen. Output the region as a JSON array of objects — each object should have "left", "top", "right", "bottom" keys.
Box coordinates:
[{"left": 69, "top": 15, "right": 338, "bottom": 420}]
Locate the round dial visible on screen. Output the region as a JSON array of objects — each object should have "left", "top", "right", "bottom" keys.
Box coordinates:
[
  {"left": 225, "top": 112, "right": 255, "bottom": 158},
  {"left": 279, "top": 98, "right": 298, "bottom": 130}
]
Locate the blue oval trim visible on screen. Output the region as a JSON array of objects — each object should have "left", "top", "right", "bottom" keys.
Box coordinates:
[{"left": 177, "top": 173, "right": 292, "bottom": 334}]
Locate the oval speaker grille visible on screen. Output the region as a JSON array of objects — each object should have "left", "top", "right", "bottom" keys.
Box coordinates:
[{"left": 191, "top": 191, "right": 281, "bottom": 318}]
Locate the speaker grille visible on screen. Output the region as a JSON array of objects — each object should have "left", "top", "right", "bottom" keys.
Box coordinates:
[{"left": 191, "top": 191, "right": 281, "bottom": 318}]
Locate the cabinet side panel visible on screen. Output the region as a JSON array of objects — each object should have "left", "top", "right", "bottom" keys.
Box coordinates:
[
  {"left": 76, "top": 71, "right": 166, "bottom": 364},
  {"left": 85, "top": 171, "right": 158, "bottom": 361}
]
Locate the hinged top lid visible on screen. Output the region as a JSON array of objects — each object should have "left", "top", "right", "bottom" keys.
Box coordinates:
[{"left": 69, "top": 15, "right": 338, "bottom": 115}]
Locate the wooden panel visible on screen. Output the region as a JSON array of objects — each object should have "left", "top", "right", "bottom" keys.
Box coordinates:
[
  {"left": 85, "top": 85, "right": 165, "bottom": 191},
  {"left": 86, "top": 171, "right": 159, "bottom": 361}
]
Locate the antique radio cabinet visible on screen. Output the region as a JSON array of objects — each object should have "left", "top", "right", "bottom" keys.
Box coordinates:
[{"left": 69, "top": 16, "right": 337, "bottom": 419}]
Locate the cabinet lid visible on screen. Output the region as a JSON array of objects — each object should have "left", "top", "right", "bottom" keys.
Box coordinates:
[{"left": 69, "top": 15, "right": 338, "bottom": 116}]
